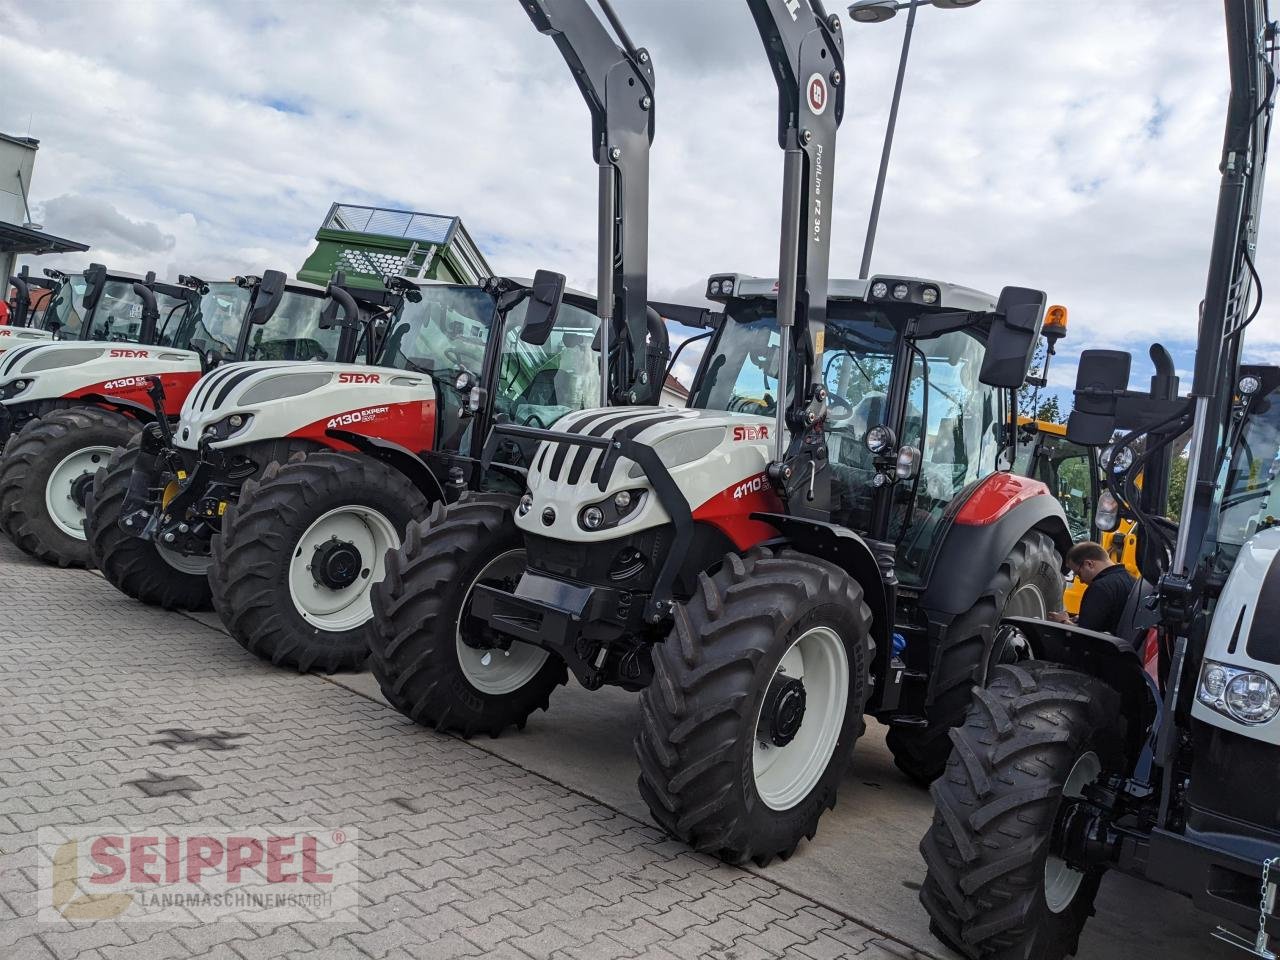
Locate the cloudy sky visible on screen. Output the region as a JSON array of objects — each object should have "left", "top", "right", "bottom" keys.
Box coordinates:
[{"left": 2, "top": 0, "right": 1276, "bottom": 399}]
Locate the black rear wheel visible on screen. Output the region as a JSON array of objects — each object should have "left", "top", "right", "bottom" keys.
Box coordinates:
[
  {"left": 635, "top": 548, "right": 873, "bottom": 866},
  {"left": 888, "top": 529, "right": 1063, "bottom": 785},
  {"left": 370, "top": 493, "right": 567, "bottom": 737},
  {"left": 919, "top": 661, "right": 1123, "bottom": 960},
  {"left": 0, "top": 406, "right": 139, "bottom": 567},
  {"left": 86, "top": 441, "right": 214, "bottom": 610},
  {"left": 209, "top": 451, "right": 430, "bottom": 673}
]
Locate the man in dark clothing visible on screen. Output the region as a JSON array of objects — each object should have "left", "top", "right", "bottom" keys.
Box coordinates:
[{"left": 1049, "top": 541, "right": 1137, "bottom": 635}]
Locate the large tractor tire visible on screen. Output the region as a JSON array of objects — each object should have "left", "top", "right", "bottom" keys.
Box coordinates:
[
  {"left": 85, "top": 441, "right": 214, "bottom": 610},
  {"left": 0, "top": 407, "right": 140, "bottom": 567},
  {"left": 209, "top": 451, "right": 429, "bottom": 673},
  {"left": 888, "top": 529, "right": 1062, "bottom": 786},
  {"left": 920, "top": 662, "right": 1123, "bottom": 960},
  {"left": 369, "top": 493, "right": 567, "bottom": 737},
  {"left": 636, "top": 548, "right": 874, "bottom": 866}
]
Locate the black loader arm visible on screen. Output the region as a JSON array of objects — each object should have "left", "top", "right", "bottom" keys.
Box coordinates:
[
  {"left": 747, "top": 0, "right": 845, "bottom": 521},
  {"left": 523, "top": 0, "right": 657, "bottom": 405}
]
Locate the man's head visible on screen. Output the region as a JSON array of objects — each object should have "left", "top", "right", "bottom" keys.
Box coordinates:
[{"left": 1066, "top": 541, "right": 1114, "bottom": 584}]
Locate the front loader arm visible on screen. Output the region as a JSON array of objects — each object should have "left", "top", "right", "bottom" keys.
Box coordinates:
[
  {"left": 522, "top": 0, "right": 656, "bottom": 406},
  {"left": 746, "top": 0, "right": 845, "bottom": 520}
]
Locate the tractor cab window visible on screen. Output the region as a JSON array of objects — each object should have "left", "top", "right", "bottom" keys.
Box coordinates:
[
  {"left": 243, "top": 290, "right": 345, "bottom": 363},
  {"left": 169, "top": 284, "right": 251, "bottom": 358},
  {"left": 493, "top": 298, "right": 601, "bottom": 430},
  {"left": 893, "top": 329, "right": 1002, "bottom": 584},
  {"left": 378, "top": 285, "right": 500, "bottom": 452},
  {"left": 88, "top": 280, "right": 188, "bottom": 344},
  {"left": 690, "top": 304, "right": 791, "bottom": 417},
  {"left": 379, "top": 285, "right": 498, "bottom": 379},
  {"left": 46, "top": 277, "right": 89, "bottom": 339},
  {"left": 1019, "top": 427, "right": 1095, "bottom": 540},
  {"left": 1214, "top": 389, "right": 1280, "bottom": 567}
]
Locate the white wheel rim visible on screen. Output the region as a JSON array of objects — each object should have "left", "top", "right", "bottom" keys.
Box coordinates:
[
  {"left": 44, "top": 446, "right": 113, "bottom": 539},
  {"left": 1044, "top": 750, "right": 1102, "bottom": 914},
  {"left": 753, "top": 625, "right": 849, "bottom": 812},
  {"left": 157, "top": 544, "right": 210, "bottom": 576},
  {"left": 455, "top": 548, "right": 550, "bottom": 695},
  {"left": 1007, "top": 581, "right": 1047, "bottom": 620},
  {"left": 286, "top": 505, "right": 399, "bottom": 632}
]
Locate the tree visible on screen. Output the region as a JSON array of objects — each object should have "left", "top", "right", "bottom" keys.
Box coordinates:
[{"left": 1167, "top": 452, "right": 1189, "bottom": 521}]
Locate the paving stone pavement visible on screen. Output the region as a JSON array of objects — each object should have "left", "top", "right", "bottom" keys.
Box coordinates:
[{"left": 0, "top": 536, "right": 936, "bottom": 960}]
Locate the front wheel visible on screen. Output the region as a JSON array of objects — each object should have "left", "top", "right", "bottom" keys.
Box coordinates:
[
  {"left": 370, "top": 493, "right": 567, "bottom": 738},
  {"left": 209, "top": 451, "right": 430, "bottom": 673},
  {"left": 86, "top": 441, "right": 214, "bottom": 609},
  {"left": 0, "top": 407, "right": 139, "bottom": 567},
  {"left": 635, "top": 549, "right": 873, "bottom": 866},
  {"left": 919, "top": 662, "right": 1123, "bottom": 960}
]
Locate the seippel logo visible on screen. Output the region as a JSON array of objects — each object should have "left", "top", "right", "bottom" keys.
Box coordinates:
[{"left": 50, "top": 840, "right": 133, "bottom": 920}]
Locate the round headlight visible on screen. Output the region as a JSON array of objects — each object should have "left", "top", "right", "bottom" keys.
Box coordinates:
[
  {"left": 229, "top": 414, "right": 244, "bottom": 428},
  {"left": 1202, "top": 665, "right": 1229, "bottom": 700},
  {"left": 871, "top": 281, "right": 889, "bottom": 299},
  {"left": 892, "top": 284, "right": 910, "bottom": 301},
  {"left": 865, "top": 424, "right": 896, "bottom": 454},
  {"left": 709, "top": 281, "right": 721, "bottom": 295},
  {"left": 517, "top": 494, "right": 533, "bottom": 517},
  {"left": 1102, "top": 444, "right": 1135, "bottom": 473},
  {"left": 921, "top": 287, "right": 939, "bottom": 305},
  {"left": 582, "top": 506, "right": 605, "bottom": 530},
  {"left": 1224, "top": 672, "right": 1280, "bottom": 725},
  {"left": 1239, "top": 375, "right": 1262, "bottom": 397},
  {"left": 614, "top": 490, "right": 632, "bottom": 509}
]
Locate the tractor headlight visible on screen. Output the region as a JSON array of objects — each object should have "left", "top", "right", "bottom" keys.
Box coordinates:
[
  {"left": 1095, "top": 490, "right": 1120, "bottom": 532},
  {"left": 1198, "top": 660, "right": 1280, "bottom": 725},
  {"left": 870, "top": 281, "right": 889, "bottom": 299},
  {"left": 864, "top": 424, "right": 896, "bottom": 455},
  {"left": 0, "top": 378, "right": 31, "bottom": 399},
  {"left": 517, "top": 494, "right": 533, "bottom": 518},
  {"left": 892, "top": 284, "right": 910, "bottom": 301},
  {"left": 578, "top": 488, "right": 646, "bottom": 532},
  {"left": 202, "top": 413, "right": 253, "bottom": 442},
  {"left": 921, "top": 286, "right": 939, "bottom": 305}
]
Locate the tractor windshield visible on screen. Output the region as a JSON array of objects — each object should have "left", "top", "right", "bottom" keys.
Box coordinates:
[
  {"left": 242, "top": 290, "right": 347, "bottom": 363},
  {"left": 1213, "top": 387, "right": 1280, "bottom": 567},
  {"left": 88, "top": 280, "right": 188, "bottom": 344},
  {"left": 493, "top": 297, "right": 601, "bottom": 429},
  {"left": 168, "top": 283, "right": 252, "bottom": 357},
  {"left": 45, "top": 277, "right": 89, "bottom": 338},
  {"left": 378, "top": 285, "right": 498, "bottom": 378}
]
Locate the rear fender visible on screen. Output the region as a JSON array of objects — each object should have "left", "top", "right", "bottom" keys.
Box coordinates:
[
  {"left": 325, "top": 428, "right": 445, "bottom": 504},
  {"left": 920, "top": 487, "right": 1073, "bottom": 618},
  {"left": 752, "top": 513, "right": 891, "bottom": 650}
]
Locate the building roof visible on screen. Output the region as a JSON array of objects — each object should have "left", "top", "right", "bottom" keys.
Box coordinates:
[
  {"left": 0, "top": 220, "right": 89, "bottom": 256},
  {"left": 663, "top": 373, "right": 690, "bottom": 400}
]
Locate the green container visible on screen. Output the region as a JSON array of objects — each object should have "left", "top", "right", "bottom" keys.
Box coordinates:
[{"left": 298, "top": 203, "right": 492, "bottom": 290}]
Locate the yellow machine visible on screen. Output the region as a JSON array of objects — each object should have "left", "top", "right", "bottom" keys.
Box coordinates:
[{"left": 1016, "top": 417, "right": 1140, "bottom": 614}]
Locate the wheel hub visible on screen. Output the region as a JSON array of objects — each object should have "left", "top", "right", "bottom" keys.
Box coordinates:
[
  {"left": 69, "top": 472, "right": 94, "bottom": 509},
  {"left": 311, "top": 537, "right": 363, "bottom": 590},
  {"left": 760, "top": 674, "right": 807, "bottom": 748}
]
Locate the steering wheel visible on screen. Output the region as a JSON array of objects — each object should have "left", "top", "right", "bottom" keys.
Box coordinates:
[
  {"left": 825, "top": 391, "right": 853, "bottom": 421},
  {"left": 522, "top": 413, "right": 548, "bottom": 429},
  {"left": 445, "top": 344, "right": 484, "bottom": 367}
]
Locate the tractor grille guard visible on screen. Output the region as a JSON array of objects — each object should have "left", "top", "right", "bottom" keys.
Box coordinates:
[{"left": 481, "top": 421, "right": 693, "bottom": 624}]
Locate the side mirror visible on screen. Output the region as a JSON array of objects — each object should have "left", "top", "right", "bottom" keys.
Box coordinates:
[
  {"left": 82, "top": 263, "right": 108, "bottom": 311},
  {"left": 1067, "top": 349, "right": 1132, "bottom": 446},
  {"left": 249, "top": 270, "right": 287, "bottom": 325},
  {"left": 519, "top": 269, "right": 566, "bottom": 346},
  {"left": 979, "top": 286, "right": 1046, "bottom": 388}
]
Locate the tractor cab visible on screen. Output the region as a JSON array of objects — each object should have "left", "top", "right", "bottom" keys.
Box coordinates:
[
  {"left": 697, "top": 272, "right": 1068, "bottom": 587},
  {"left": 5, "top": 265, "right": 62, "bottom": 329},
  {"left": 1014, "top": 417, "right": 1097, "bottom": 541}
]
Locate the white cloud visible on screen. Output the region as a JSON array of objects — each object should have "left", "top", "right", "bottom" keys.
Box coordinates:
[{"left": 2, "top": 0, "right": 1277, "bottom": 394}]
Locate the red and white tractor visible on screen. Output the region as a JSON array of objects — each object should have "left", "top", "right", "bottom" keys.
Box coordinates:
[{"left": 368, "top": 0, "right": 1070, "bottom": 866}]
